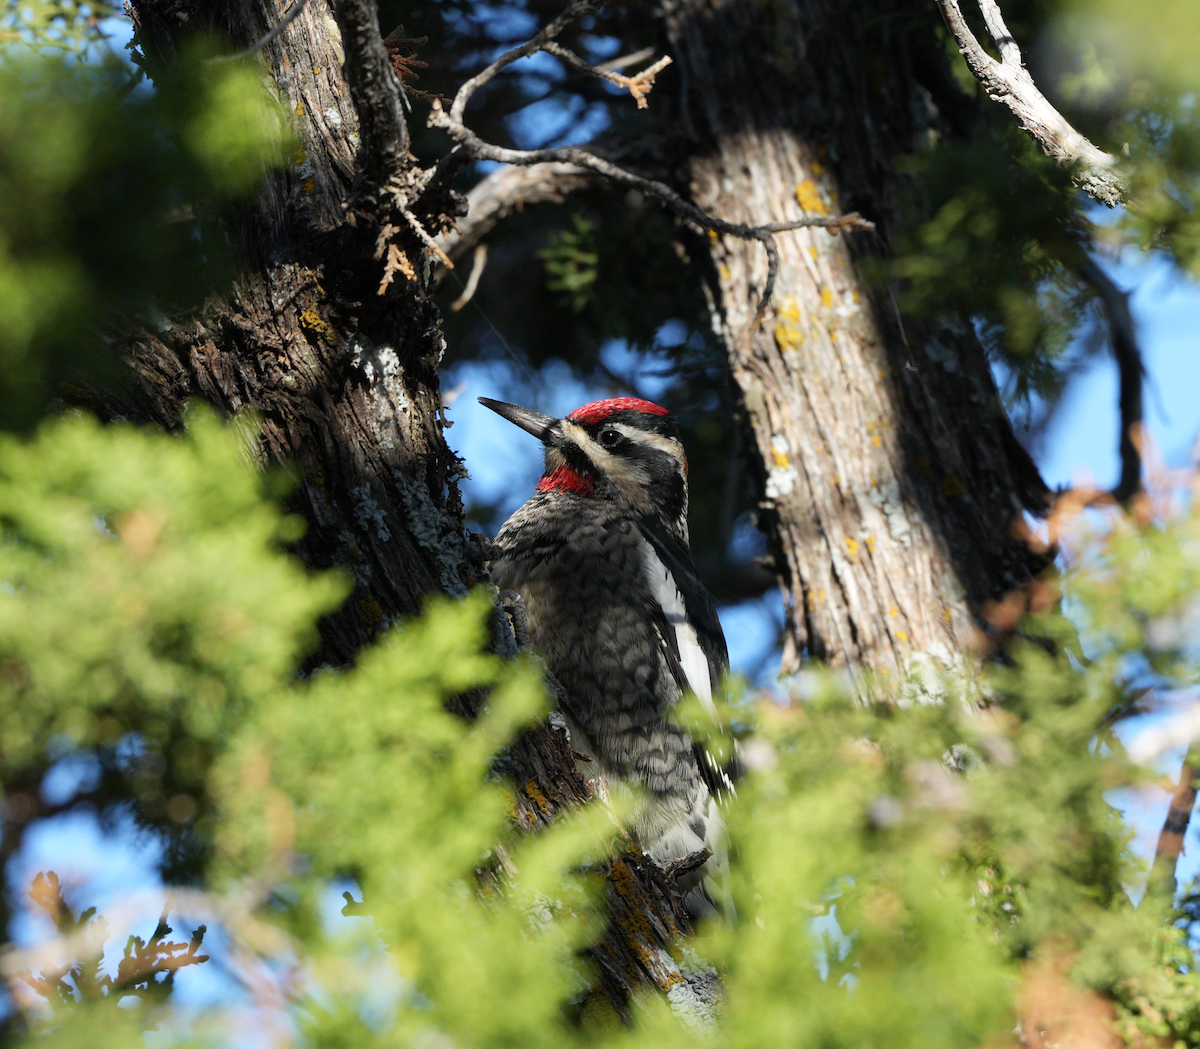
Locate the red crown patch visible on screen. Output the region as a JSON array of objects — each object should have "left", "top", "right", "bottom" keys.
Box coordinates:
[{"left": 566, "top": 398, "right": 671, "bottom": 425}]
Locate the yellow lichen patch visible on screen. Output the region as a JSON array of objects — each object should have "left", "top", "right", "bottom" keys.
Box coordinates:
[
  {"left": 810, "top": 160, "right": 825, "bottom": 175},
  {"left": 707, "top": 228, "right": 719, "bottom": 244},
  {"left": 300, "top": 307, "right": 332, "bottom": 338},
  {"left": 872, "top": 435, "right": 882, "bottom": 447},
  {"left": 775, "top": 321, "right": 805, "bottom": 353},
  {"left": 302, "top": 177, "right": 315, "bottom": 195},
  {"left": 522, "top": 778, "right": 550, "bottom": 814},
  {"left": 865, "top": 535, "right": 875, "bottom": 553},
  {"left": 808, "top": 246, "right": 819, "bottom": 260},
  {"left": 718, "top": 264, "right": 731, "bottom": 281},
  {"left": 889, "top": 605, "right": 899, "bottom": 617},
  {"left": 795, "top": 179, "right": 829, "bottom": 215},
  {"left": 771, "top": 446, "right": 790, "bottom": 468},
  {"left": 820, "top": 287, "right": 835, "bottom": 309},
  {"left": 895, "top": 630, "right": 910, "bottom": 643},
  {"left": 295, "top": 102, "right": 305, "bottom": 115},
  {"left": 777, "top": 297, "right": 802, "bottom": 323},
  {"left": 845, "top": 536, "right": 860, "bottom": 557}
]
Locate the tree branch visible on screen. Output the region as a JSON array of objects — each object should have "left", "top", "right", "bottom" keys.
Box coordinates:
[
  {"left": 437, "top": 161, "right": 600, "bottom": 272},
  {"left": 541, "top": 41, "right": 672, "bottom": 109},
  {"left": 335, "top": 0, "right": 409, "bottom": 189},
  {"left": 1148, "top": 743, "right": 1200, "bottom": 900},
  {"left": 1078, "top": 255, "right": 1144, "bottom": 502},
  {"left": 429, "top": 0, "right": 874, "bottom": 326},
  {"left": 935, "top": 0, "right": 1126, "bottom": 206}
]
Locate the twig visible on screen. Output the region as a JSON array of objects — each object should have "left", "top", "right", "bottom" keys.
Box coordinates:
[
  {"left": 430, "top": 0, "right": 874, "bottom": 327},
  {"left": 451, "top": 244, "right": 488, "bottom": 311},
  {"left": 206, "top": 0, "right": 310, "bottom": 64},
  {"left": 935, "top": 0, "right": 1125, "bottom": 206},
  {"left": 1147, "top": 743, "right": 1200, "bottom": 900},
  {"left": 595, "top": 46, "right": 656, "bottom": 73},
  {"left": 1078, "top": 255, "right": 1144, "bottom": 502},
  {"left": 401, "top": 206, "right": 452, "bottom": 268},
  {"left": 542, "top": 42, "right": 672, "bottom": 109}
]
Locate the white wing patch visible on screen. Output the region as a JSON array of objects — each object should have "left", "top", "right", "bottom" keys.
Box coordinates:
[{"left": 639, "top": 539, "right": 716, "bottom": 718}]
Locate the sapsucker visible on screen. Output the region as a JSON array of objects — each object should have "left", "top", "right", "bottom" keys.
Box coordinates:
[{"left": 480, "top": 395, "right": 732, "bottom": 915}]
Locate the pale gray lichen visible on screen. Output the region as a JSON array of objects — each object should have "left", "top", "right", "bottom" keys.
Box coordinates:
[
  {"left": 395, "top": 468, "right": 469, "bottom": 596},
  {"left": 664, "top": 946, "right": 724, "bottom": 1030},
  {"left": 352, "top": 484, "right": 392, "bottom": 542},
  {"left": 867, "top": 479, "right": 913, "bottom": 546}
]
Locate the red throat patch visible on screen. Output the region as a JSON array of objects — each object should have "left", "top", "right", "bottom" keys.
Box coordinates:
[
  {"left": 536, "top": 464, "right": 595, "bottom": 496},
  {"left": 566, "top": 398, "right": 670, "bottom": 425}
]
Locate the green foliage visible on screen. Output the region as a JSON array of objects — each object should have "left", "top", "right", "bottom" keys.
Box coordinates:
[
  {"left": 0, "top": 407, "right": 345, "bottom": 847},
  {"left": 0, "top": 0, "right": 114, "bottom": 59},
  {"left": 890, "top": 125, "right": 1094, "bottom": 402},
  {"left": 0, "top": 50, "right": 289, "bottom": 429},
  {"left": 540, "top": 212, "right": 600, "bottom": 313},
  {"left": 8, "top": 397, "right": 1200, "bottom": 1049}
]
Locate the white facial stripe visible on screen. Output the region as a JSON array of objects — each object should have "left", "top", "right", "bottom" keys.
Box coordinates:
[
  {"left": 607, "top": 423, "right": 686, "bottom": 465},
  {"left": 559, "top": 420, "right": 648, "bottom": 500}
]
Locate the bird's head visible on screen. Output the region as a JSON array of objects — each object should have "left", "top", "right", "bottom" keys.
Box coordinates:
[{"left": 479, "top": 396, "right": 689, "bottom": 533}]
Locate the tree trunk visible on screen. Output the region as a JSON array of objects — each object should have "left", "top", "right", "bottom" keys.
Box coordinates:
[
  {"left": 127, "top": 0, "right": 471, "bottom": 662},
  {"left": 659, "top": 0, "right": 1050, "bottom": 686}
]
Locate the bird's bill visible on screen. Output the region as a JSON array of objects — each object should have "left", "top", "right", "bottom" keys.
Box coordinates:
[{"left": 478, "top": 398, "right": 558, "bottom": 443}]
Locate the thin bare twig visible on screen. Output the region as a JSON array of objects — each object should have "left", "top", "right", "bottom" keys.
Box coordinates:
[
  {"left": 435, "top": 161, "right": 599, "bottom": 275},
  {"left": 1078, "top": 255, "right": 1144, "bottom": 502},
  {"left": 595, "top": 46, "right": 656, "bottom": 73},
  {"left": 206, "top": 0, "right": 310, "bottom": 64},
  {"left": 430, "top": 0, "right": 874, "bottom": 327},
  {"left": 451, "top": 244, "right": 488, "bottom": 311},
  {"left": 935, "top": 0, "right": 1126, "bottom": 206},
  {"left": 542, "top": 42, "right": 672, "bottom": 109}
]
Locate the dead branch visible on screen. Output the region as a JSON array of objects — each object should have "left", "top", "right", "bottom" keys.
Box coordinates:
[
  {"left": 436, "top": 161, "right": 600, "bottom": 273},
  {"left": 429, "top": 0, "right": 874, "bottom": 326},
  {"left": 336, "top": 0, "right": 409, "bottom": 189},
  {"left": 541, "top": 41, "right": 672, "bottom": 109},
  {"left": 451, "top": 244, "right": 488, "bottom": 310},
  {"left": 935, "top": 0, "right": 1126, "bottom": 206},
  {"left": 1078, "top": 255, "right": 1144, "bottom": 502}
]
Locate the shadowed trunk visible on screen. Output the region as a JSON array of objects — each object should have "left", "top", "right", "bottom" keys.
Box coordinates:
[
  {"left": 126, "top": 0, "right": 470, "bottom": 662},
  {"left": 660, "top": 0, "right": 1050, "bottom": 687}
]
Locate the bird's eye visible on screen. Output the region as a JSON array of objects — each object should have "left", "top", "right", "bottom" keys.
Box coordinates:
[{"left": 599, "top": 428, "right": 622, "bottom": 448}]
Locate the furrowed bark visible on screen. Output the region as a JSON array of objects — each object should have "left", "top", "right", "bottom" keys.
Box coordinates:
[
  {"left": 659, "top": 0, "right": 1050, "bottom": 686},
  {"left": 127, "top": 0, "right": 468, "bottom": 660}
]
